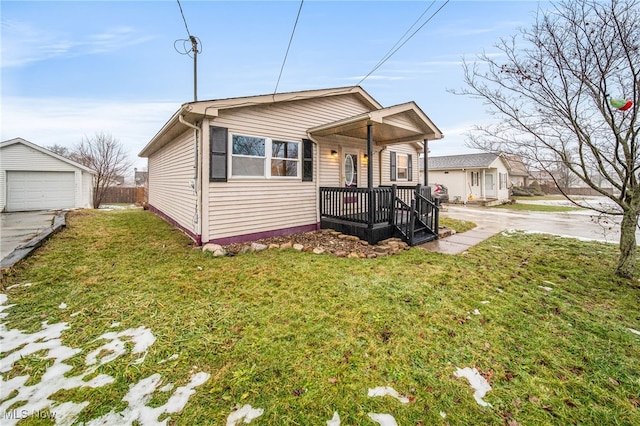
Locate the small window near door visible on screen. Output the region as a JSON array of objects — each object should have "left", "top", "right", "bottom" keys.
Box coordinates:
[
  {"left": 471, "top": 171, "right": 480, "bottom": 186},
  {"left": 499, "top": 172, "right": 508, "bottom": 189},
  {"left": 397, "top": 155, "right": 408, "bottom": 180}
]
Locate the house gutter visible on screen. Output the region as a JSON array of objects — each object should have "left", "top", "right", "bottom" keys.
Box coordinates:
[{"left": 178, "top": 109, "right": 203, "bottom": 245}]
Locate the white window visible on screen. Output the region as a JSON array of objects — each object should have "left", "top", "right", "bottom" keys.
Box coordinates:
[
  {"left": 397, "top": 155, "right": 408, "bottom": 180},
  {"left": 232, "top": 135, "right": 265, "bottom": 176},
  {"left": 231, "top": 134, "right": 299, "bottom": 178},
  {"left": 499, "top": 172, "right": 508, "bottom": 189},
  {"left": 271, "top": 140, "right": 299, "bottom": 177}
]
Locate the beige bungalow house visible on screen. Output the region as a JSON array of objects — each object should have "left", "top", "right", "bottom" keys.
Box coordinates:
[
  {"left": 139, "top": 86, "right": 444, "bottom": 246},
  {"left": 428, "top": 152, "right": 511, "bottom": 205}
]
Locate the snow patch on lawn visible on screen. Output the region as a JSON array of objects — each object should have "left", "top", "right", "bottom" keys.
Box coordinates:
[
  {"left": 86, "top": 326, "right": 156, "bottom": 366},
  {"left": 86, "top": 371, "right": 211, "bottom": 426},
  {"left": 368, "top": 413, "right": 398, "bottom": 425},
  {"left": 367, "top": 386, "right": 410, "bottom": 403},
  {"left": 0, "top": 294, "right": 208, "bottom": 425},
  {"left": 158, "top": 353, "right": 179, "bottom": 364},
  {"left": 326, "top": 411, "right": 340, "bottom": 425},
  {"left": 226, "top": 404, "right": 264, "bottom": 425},
  {"left": 454, "top": 367, "right": 492, "bottom": 407}
]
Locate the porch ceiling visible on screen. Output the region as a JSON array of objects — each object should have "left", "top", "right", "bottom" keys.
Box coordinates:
[{"left": 307, "top": 102, "right": 443, "bottom": 145}]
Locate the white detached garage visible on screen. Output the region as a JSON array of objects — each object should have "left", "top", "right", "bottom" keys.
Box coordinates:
[{"left": 0, "top": 138, "right": 96, "bottom": 212}]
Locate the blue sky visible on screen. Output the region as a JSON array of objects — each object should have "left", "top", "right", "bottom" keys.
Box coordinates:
[{"left": 1, "top": 0, "right": 547, "bottom": 169}]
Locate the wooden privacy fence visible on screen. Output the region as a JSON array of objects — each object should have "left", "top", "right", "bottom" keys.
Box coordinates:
[{"left": 102, "top": 187, "right": 147, "bottom": 204}]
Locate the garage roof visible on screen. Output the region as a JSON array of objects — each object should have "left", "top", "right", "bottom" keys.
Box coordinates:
[{"left": 1, "top": 138, "right": 96, "bottom": 175}]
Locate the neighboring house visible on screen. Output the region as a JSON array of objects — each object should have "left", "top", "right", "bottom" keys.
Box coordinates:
[
  {"left": 134, "top": 169, "right": 148, "bottom": 187},
  {"left": 504, "top": 155, "right": 531, "bottom": 187},
  {"left": 530, "top": 169, "right": 555, "bottom": 186},
  {"left": 139, "top": 86, "right": 444, "bottom": 246},
  {"left": 428, "top": 152, "right": 511, "bottom": 204},
  {"left": 0, "top": 138, "right": 96, "bottom": 212}
]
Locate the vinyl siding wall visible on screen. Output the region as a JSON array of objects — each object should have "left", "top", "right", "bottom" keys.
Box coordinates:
[
  {"left": 0, "top": 143, "right": 93, "bottom": 210},
  {"left": 202, "top": 95, "right": 372, "bottom": 243},
  {"left": 147, "top": 130, "right": 198, "bottom": 235}
]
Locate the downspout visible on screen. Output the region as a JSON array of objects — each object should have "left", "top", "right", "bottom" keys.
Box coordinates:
[
  {"left": 367, "top": 123, "right": 374, "bottom": 229},
  {"left": 423, "top": 139, "right": 429, "bottom": 187},
  {"left": 378, "top": 146, "right": 387, "bottom": 185},
  {"left": 178, "top": 111, "right": 203, "bottom": 245}
]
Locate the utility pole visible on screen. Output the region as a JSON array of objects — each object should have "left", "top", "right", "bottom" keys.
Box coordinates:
[{"left": 190, "top": 35, "right": 199, "bottom": 102}]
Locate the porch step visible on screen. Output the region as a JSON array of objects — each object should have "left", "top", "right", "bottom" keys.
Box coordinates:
[{"left": 412, "top": 229, "right": 438, "bottom": 245}]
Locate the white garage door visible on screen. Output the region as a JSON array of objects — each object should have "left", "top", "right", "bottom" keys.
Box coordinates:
[{"left": 6, "top": 171, "right": 76, "bottom": 211}]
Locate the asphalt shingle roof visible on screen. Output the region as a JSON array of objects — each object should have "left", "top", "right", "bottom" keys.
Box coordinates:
[{"left": 428, "top": 152, "right": 500, "bottom": 170}]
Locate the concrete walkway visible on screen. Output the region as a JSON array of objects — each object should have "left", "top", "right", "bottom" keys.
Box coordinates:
[
  {"left": 1, "top": 211, "right": 66, "bottom": 269},
  {"left": 419, "top": 228, "right": 501, "bottom": 254},
  {"left": 420, "top": 200, "right": 635, "bottom": 255}
]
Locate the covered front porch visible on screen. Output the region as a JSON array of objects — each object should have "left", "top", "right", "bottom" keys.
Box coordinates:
[{"left": 308, "top": 102, "right": 444, "bottom": 245}]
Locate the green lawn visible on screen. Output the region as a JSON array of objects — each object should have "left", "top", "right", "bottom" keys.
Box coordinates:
[
  {"left": 1, "top": 210, "right": 639, "bottom": 425},
  {"left": 492, "top": 203, "right": 580, "bottom": 213}
]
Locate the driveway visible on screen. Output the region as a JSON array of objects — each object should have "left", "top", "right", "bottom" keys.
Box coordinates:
[
  {"left": 442, "top": 202, "right": 638, "bottom": 244},
  {"left": 1, "top": 211, "right": 59, "bottom": 260}
]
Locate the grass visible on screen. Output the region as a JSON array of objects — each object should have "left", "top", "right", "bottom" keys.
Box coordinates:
[
  {"left": 492, "top": 203, "right": 580, "bottom": 213},
  {"left": 440, "top": 217, "right": 476, "bottom": 233},
  {"left": 1, "top": 209, "right": 639, "bottom": 425}
]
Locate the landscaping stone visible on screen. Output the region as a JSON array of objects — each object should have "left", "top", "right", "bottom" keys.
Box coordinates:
[
  {"left": 219, "top": 229, "right": 423, "bottom": 259},
  {"left": 202, "top": 243, "right": 227, "bottom": 257},
  {"left": 251, "top": 243, "right": 268, "bottom": 251}
]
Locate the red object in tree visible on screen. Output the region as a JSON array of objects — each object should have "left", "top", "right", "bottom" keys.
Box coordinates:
[{"left": 619, "top": 100, "right": 633, "bottom": 111}]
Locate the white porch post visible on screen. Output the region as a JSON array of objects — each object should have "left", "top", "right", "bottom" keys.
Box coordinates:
[{"left": 482, "top": 169, "right": 486, "bottom": 199}]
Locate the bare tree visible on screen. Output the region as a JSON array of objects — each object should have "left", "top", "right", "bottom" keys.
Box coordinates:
[
  {"left": 46, "top": 144, "right": 73, "bottom": 159},
  {"left": 551, "top": 151, "right": 580, "bottom": 189},
  {"left": 453, "top": 0, "right": 639, "bottom": 278},
  {"left": 74, "top": 132, "right": 132, "bottom": 209}
]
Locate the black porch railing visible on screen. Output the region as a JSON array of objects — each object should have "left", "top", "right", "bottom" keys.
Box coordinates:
[
  {"left": 318, "top": 187, "right": 391, "bottom": 225},
  {"left": 319, "top": 184, "right": 440, "bottom": 245}
]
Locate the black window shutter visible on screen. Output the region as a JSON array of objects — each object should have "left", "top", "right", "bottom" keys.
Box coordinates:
[
  {"left": 408, "top": 154, "right": 413, "bottom": 181},
  {"left": 210, "top": 126, "right": 228, "bottom": 182},
  {"left": 302, "top": 139, "right": 313, "bottom": 182},
  {"left": 390, "top": 151, "right": 397, "bottom": 181}
]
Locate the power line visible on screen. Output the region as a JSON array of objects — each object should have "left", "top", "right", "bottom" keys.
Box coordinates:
[
  {"left": 354, "top": 0, "right": 450, "bottom": 87},
  {"left": 174, "top": 0, "right": 201, "bottom": 101},
  {"left": 369, "top": 0, "right": 437, "bottom": 75},
  {"left": 274, "top": 0, "right": 304, "bottom": 95},
  {"left": 176, "top": 0, "right": 192, "bottom": 38}
]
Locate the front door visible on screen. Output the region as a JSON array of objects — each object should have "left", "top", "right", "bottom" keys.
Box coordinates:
[
  {"left": 343, "top": 152, "right": 358, "bottom": 188},
  {"left": 485, "top": 172, "right": 496, "bottom": 198},
  {"left": 342, "top": 151, "right": 359, "bottom": 206}
]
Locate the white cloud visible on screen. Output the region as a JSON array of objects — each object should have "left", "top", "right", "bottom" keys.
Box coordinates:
[
  {"left": 1, "top": 96, "right": 179, "bottom": 169},
  {"left": 1, "top": 19, "right": 155, "bottom": 68}
]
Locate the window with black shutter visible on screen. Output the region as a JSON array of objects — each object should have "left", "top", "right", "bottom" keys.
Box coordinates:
[
  {"left": 408, "top": 154, "right": 413, "bottom": 181},
  {"left": 302, "top": 139, "right": 313, "bottom": 181},
  {"left": 210, "top": 126, "right": 228, "bottom": 182}
]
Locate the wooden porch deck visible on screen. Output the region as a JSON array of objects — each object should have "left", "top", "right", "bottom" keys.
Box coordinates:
[{"left": 319, "top": 185, "right": 440, "bottom": 245}]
